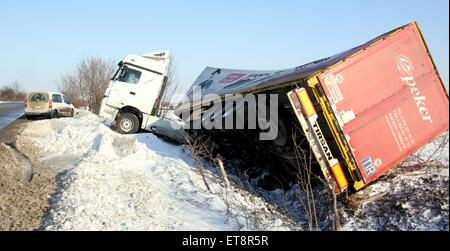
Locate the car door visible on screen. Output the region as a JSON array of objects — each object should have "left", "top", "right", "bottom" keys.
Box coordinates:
[
  {"left": 52, "top": 94, "right": 67, "bottom": 116},
  {"left": 62, "top": 95, "right": 73, "bottom": 116}
]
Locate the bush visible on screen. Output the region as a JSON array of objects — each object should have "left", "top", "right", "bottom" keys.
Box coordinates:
[{"left": 58, "top": 57, "right": 115, "bottom": 114}]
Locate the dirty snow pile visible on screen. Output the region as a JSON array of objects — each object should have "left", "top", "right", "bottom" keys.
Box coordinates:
[
  {"left": 0, "top": 101, "right": 23, "bottom": 103},
  {"left": 20, "top": 111, "right": 295, "bottom": 231}
]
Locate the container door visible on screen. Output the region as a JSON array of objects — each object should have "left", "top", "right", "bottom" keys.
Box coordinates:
[{"left": 317, "top": 23, "right": 449, "bottom": 184}]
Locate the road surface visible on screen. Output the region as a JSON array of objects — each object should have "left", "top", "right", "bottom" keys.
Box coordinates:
[{"left": 0, "top": 102, "right": 24, "bottom": 130}]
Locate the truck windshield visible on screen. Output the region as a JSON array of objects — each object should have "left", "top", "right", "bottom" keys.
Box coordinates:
[{"left": 116, "top": 66, "right": 142, "bottom": 84}]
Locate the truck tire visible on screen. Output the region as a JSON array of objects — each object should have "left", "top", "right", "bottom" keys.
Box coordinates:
[{"left": 116, "top": 113, "right": 140, "bottom": 134}]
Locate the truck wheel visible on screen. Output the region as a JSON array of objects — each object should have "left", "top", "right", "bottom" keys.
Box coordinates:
[{"left": 116, "top": 113, "right": 140, "bottom": 134}]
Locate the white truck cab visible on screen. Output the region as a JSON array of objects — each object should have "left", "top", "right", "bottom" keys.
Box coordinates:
[{"left": 99, "top": 51, "right": 185, "bottom": 141}]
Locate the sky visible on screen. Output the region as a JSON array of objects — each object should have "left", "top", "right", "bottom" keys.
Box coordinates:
[{"left": 0, "top": 0, "right": 449, "bottom": 93}]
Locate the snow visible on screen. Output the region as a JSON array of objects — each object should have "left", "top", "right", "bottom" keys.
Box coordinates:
[
  {"left": 340, "top": 132, "right": 449, "bottom": 231},
  {"left": 0, "top": 101, "right": 23, "bottom": 103},
  {"left": 20, "top": 110, "right": 295, "bottom": 231},
  {"left": 223, "top": 133, "right": 449, "bottom": 231},
  {"left": 16, "top": 110, "right": 449, "bottom": 231}
]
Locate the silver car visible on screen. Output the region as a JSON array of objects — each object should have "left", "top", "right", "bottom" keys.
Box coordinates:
[{"left": 25, "top": 92, "right": 75, "bottom": 119}]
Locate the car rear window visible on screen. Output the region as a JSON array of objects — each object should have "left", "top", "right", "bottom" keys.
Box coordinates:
[
  {"left": 29, "top": 93, "right": 48, "bottom": 102},
  {"left": 52, "top": 94, "right": 63, "bottom": 103}
]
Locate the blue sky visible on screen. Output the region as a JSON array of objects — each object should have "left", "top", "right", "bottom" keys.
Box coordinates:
[{"left": 1, "top": 0, "right": 448, "bottom": 93}]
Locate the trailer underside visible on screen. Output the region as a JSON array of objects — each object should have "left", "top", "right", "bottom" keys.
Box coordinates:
[{"left": 183, "top": 83, "right": 352, "bottom": 192}]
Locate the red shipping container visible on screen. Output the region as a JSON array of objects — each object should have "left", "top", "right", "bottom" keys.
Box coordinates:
[{"left": 318, "top": 23, "right": 449, "bottom": 184}]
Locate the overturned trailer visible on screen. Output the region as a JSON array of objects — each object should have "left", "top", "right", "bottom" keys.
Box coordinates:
[{"left": 177, "top": 22, "right": 449, "bottom": 193}]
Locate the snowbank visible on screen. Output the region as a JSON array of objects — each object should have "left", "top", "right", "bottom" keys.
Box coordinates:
[
  {"left": 0, "top": 101, "right": 23, "bottom": 104},
  {"left": 20, "top": 110, "right": 294, "bottom": 231},
  {"left": 341, "top": 133, "right": 449, "bottom": 231}
]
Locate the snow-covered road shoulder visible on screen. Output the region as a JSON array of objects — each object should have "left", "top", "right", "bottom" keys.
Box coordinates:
[{"left": 19, "top": 111, "right": 295, "bottom": 231}]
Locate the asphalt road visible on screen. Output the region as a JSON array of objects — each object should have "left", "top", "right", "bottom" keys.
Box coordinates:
[{"left": 0, "top": 102, "right": 25, "bottom": 130}]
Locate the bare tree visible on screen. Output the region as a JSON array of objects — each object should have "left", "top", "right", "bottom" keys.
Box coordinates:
[
  {"left": 58, "top": 57, "right": 115, "bottom": 114},
  {"left": 57, "top": 75, "right": 84, "bottom": 108},
  {"left": 9, "top": 81, "right": 22, "bottom": 95}
]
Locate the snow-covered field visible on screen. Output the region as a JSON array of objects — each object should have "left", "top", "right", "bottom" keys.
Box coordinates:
[
  {"left": 19, "top": 111, "right": 295, "bottom": 231},
  {"left": 15, "top": 110, "right": 449, "bottom": 231}
]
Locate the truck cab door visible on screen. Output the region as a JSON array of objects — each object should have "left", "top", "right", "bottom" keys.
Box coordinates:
[
  {"left": 105, "top": 64, "right": 164, "bottom": 115},
  {"left": 105, "top": 65, "right": 140, "bottom": 109}
]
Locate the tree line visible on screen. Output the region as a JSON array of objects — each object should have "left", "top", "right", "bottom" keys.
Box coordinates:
[{"left": 0, "top": 81, "right": 26, "bottom": 101}]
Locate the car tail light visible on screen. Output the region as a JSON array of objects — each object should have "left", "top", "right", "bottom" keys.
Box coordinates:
[
  {"left": 48, "top": 99, "right": 53, "bottom": 109},
  {"left": 297, "top": 88, "right": 317, "bottom": 118},
  {"left": 24, "top": 99, "right": 27, "bottom": 108},
  {"left": 329, "top": 159, "right": 349, "bottom": 191}
]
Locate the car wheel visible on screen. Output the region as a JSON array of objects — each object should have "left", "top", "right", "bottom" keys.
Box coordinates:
[
  {"left": 25, "top": 115, "right": 33, "bottom": 120},
  {"left": 49, "top": 110, "right": 59, "bottom": 119},
  {"left": 116, "top": 113, "right": 140, "bottom": 134}
]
